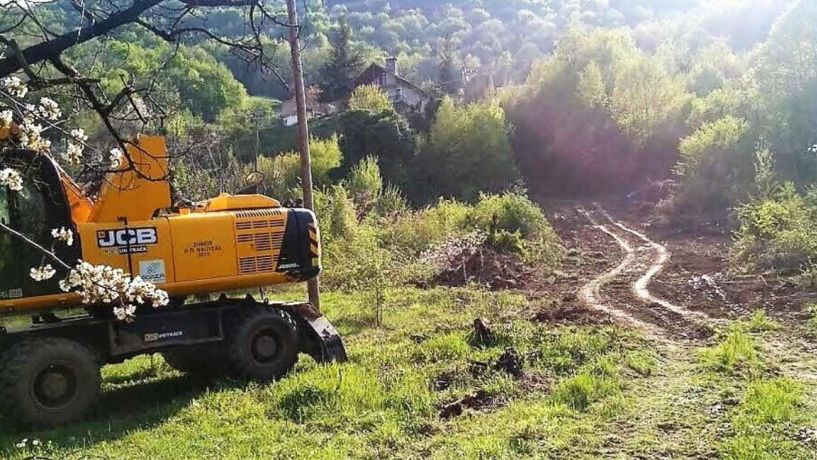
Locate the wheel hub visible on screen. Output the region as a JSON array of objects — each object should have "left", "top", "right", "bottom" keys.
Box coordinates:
[
  {"left": 251, "top": 333, "right": 279, "bottom": 362},
  {"left": 33, "top": 365, "right": 77, "bottom": 408}
]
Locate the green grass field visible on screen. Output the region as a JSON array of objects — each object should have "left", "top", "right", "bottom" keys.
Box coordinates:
[{"left": 1, "top": 287, "right": 815, "bottom": 459}]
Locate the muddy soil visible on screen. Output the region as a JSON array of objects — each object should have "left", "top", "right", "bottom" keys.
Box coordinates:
[
  {"left": 533, "top": 197, "right": 816, "bottom": 337},
  {"left": 433, "top": 248, "right": 534, "bottom": 290}
]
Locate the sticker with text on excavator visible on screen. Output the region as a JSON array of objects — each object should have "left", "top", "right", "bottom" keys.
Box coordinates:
[
  {"left": 139, "top": 260, "right": 166, "bottom": 284},
  {"left": 183, "top": 240, "right": 223, "bottom": 257},
  {"left": 97, "top": 228, "right": 158, "bottom": 255}
]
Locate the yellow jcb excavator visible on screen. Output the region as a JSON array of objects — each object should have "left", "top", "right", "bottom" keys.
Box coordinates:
[{"left": 0, "top": 135, "right": 346, "bottom": 428}]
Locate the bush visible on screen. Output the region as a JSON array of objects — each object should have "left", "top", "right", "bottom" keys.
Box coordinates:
[
  {"left": 257, "top": 136, "right": 342, "bottom": 200},
  {"left": 377, "top": 199, "right": 472, "bottom": 257},
  {"left": 348, "top": 85, "right": 394, "bottom": 113},
  {"left": 314, "top": 185, "right": 358, "bottom": 246},
  {"left": 346, "top": 156, "right": 383, "bottom": 212},
  {"left": 673, "top": 116, "right": 754, "bottom": 218},
  {"left": 310, "top": 135, "right": 343, "bottom": 185},
  {"left": 415, "top": 98, "right": 518, "bottom": 203},
  {"left": 337, "top": 110, "right": 416, "bottom": 189},
  {"left": 373, "top": 184, "right": 409, "bottom": 218},
  {"left": 469, "top": 192, "right": 550, "bottom": 240},
  {"left": 468, "top": 192, "right": 563, "bottom": 266},
  {"left": 731, "top": 184, "right": 817, "bottom": 274},
  {"left": 256, "top": 152, "right": 301, "bottom": 201}
]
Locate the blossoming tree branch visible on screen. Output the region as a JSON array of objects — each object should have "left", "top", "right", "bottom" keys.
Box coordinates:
[{"left": 0, "top": 76, "right": 168, "bottom": 321}]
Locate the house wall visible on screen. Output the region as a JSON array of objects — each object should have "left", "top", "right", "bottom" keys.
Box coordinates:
[{"left": 398, "top": 86, "right": 426, "bottom": 110}]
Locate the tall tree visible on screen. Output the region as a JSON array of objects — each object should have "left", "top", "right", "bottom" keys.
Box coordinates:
[
  {"left": 437, "top": 35, "right": 462, "bottom": 96},
  {"left": 318, "top": 17, "right": 364, "bottom": 103}
]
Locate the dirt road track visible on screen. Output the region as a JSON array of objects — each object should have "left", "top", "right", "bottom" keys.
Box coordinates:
[
  {"left": 577, "top": 209, "right": 657, "bottom": 330},
  {"left": 577, "top": 205, "right": 718, "bottom": 337}
]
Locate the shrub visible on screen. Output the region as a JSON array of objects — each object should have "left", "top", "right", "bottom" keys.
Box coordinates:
[
  {"left": 256, "top": 152, "right": 301, "bottom": 201},
  {"left": 468, "top": 192, "right": 563, "bottom": 266},
  {"left": 256, "top": 136, "right": 342, "bottom": 200},
  {"left": 314, "top": 184, "right": 358, "bottom": 246},
  {"left": 373, "top": 184, "right": 409, "bottom": 218},
  {"left": 348, "top": 85, "right": 394, "bottom": 113},
  {"left": 415, "top": 98, "right": 518, "bottom": 203},
  {"left": 377, "top": 199, "right": 472, "bottom": 256},
  {"left": 731, "top": 184, "right": 817, "bottom": 274},
  {"left": 673, "top": 116, "right": 754, "bottom": 218},
  {"left": 310, "top": 135, "right": 343, "bottom": 185},
  {"left": 469, "top": 192, "right": 550, "bottom": 240},
  {"left": 337, "top": 109, "right": 416, "bottom": 189},
  {"left": 345, "top": 156, "right": 383, "bottom": 212}
]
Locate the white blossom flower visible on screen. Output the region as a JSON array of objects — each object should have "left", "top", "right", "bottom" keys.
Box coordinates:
[
  {"left": 18, "top": 121, "right": 49, "bottom": 152},
  {"left": 15, "top": 438, "right": 28, "bottom": 449},
  {"left": 0, "top": 109, "right": 12, "bottom": 128},
  {"left": 0, "top": 168, "right": 23, "bottom": 191},
  {"left": 70, "top": 128, "right": 88, "bottom": 143},
  {"left": 58, "top": 261, "right": 169, "bottom": 321},
  {"left": 2, "top": 76, "right": 28, "bottom": 98},
  {"left": 51, "top": 227, "right": 74, "bottom": 246},
  {"left": 31, "top": 439, "right": 40, "bottom": 447},
  {"left": 62, "top": 142, "right": 84, "bottom": 166},
  {"left": 30, "top": 265, "right": 56, "bottom": 281},
  {"left": 37, "top": 97, "right": 61, "bottom": 120},
  {"left": 109, "top": 147, "right": 124, "bottom": 169},
  {"left": 113, "top": 305, "right": 137, "bottom": 321}
]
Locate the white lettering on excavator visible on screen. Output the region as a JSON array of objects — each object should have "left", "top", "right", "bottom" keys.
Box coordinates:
[
  {"left": 144, "top": 331, "right": 183, "bottom": 342},
  {"left": 97, "top": 228, "right": 158, "bottom": 248}
]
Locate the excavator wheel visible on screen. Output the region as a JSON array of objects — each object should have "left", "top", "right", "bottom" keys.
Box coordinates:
[
  {"left": 161, "top": 345, "right": 228, "bottom": 378},
  {"left": 225, "top": 306, "right": 299, "bottom": 381},
  {"left": 0, "top": 338, "right": 101, "bottom": 429}
]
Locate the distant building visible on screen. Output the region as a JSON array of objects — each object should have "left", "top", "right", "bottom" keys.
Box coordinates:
[
  {"left": 354, "top": 57, "right": 431, "bottom": 112},
  {"left": 279, "top": 89, "right": 335, "bottom": 126}
]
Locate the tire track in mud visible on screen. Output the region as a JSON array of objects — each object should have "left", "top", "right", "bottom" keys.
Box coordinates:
[
  {"left": 577, "top": 205, "right": 716, "bottom": 337},
  {"left": 576, "top": 209, "right": 657, "bottom": 330},
  {"left": 594, "top": 206, "right": 721, "bottom": 325}
]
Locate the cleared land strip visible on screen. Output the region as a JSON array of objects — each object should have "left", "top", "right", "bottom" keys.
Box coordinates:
[
  {"left": 577, "top": 208, "right": 656, "bottom": 330},
  {"left": 595, "top": 206, "right": 722, "bottom": 326}
]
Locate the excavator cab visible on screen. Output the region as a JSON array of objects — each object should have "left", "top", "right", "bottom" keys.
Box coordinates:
[{"left": 0, "top": 149, "right": 79, "bottom": 300}]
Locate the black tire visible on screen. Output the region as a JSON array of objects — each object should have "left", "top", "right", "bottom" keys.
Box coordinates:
[
  {"left": 161, "top": 345, "right": 228, "bottom": 378},
  {"left": 0, "top": 338, "right": 100, "bottom": 429},
  {"left": 225, "top": 306, "right": 299, "bottom": 381}
]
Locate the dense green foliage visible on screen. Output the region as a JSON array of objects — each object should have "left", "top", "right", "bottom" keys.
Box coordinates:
[
  {"left": 348, "top": 85, "right": 394, "bottom": 113},
  {"left": 417, "top": 98, "right": 518, "bottom": 202},
  {"left": 508, "top": 28, "right": 697, "bottom": 193}
]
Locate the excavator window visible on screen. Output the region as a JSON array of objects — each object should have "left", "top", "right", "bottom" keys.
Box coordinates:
[
  {"left": 0, "top": 185, "right": 20, "bottom": 300},
  {"left": 10, "top": 179, "right": 48, "bottom": 241},
  {"left": 0, "top": 185, "right": 8, "bottom": 225}
]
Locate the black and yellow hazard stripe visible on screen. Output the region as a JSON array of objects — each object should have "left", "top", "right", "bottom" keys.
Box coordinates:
[{"left": 308, "top": 223, "right": 321, "bottom": 262}]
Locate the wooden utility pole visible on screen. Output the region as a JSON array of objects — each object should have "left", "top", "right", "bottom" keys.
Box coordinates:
[{"left": 286, "top": 0, "right": 320, "bottom": 310}]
